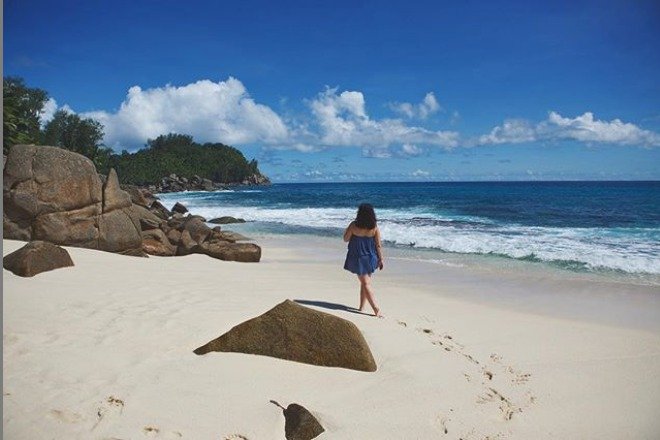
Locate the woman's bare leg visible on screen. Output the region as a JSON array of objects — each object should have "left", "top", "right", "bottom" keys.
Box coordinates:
[
  {"left": 359, "top": 284, "right": 367, "bottom": 311},
  {"left": 358, "top": 274, "right": 382, "bottom": 317}
]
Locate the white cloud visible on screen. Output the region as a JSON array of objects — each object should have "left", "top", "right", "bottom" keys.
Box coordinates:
[
  {"left": 362, "top": 143, "right": 425, "bottom": 159},
  {"left": 478, "top": 119, "right": 536, "bottom": 145},
  {"left": 42, "top": 76, "right": 660, "bottom": 154},
  {"left": 539, "top": 111, "right": 660, "bottom": 146},
  {"left": 400, "top": 143, "right": 424, "bottom": 156},
  {"left": 411, "top": 169, "right": 430, "bottom": 177},
  {"left": 81, "top": 78, "right": 289, "bottom": 148},
  {"left": 390, "top": 92, "right": 441, "bottom": 119},
  {"left": 38, "top": 98, "right": 58, "bottom": 127},
  {"left": 310, "top": 88, "right": 459, "bottom": 150},
  {"left": 362, "top": 146, "right": 393, "bottom": 159},
  {"left": 479, "top": 111, "right": 660, "bottom": 147}
]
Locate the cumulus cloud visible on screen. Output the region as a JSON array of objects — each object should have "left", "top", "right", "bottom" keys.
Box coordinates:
[
  {"left": 43, "top": 76, "right": 659, "bottom": 154},
  {"left": 390, "top": 92, "right": 441, "bottom": 119},
  {"left": 478, "top": 111, "right": 660, "bottom": 147},
  {"left": 477, "top": 119, "right": 536, "bottom": 145},
  {"left": 310, "top": 88, "right": 458, "bottom": 150},
  {"left": 80, "top": 78, "right": 289, "bottom": 148},
  {"left": 411, "top": 169, "right": 430, "bottom": 177}
]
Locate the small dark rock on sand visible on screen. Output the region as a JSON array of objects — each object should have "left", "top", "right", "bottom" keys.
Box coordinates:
[{"left": 284, "top": 403, "right": 325, "bottom": 440}]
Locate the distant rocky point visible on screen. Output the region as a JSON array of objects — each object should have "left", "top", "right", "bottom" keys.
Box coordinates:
[{"left": 144, "top": 172, "right": 270, "bottom": 194}]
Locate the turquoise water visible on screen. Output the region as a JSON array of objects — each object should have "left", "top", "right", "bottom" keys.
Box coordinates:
[{"left": 159, "top": 181, "right": 660, "bottom": 277}]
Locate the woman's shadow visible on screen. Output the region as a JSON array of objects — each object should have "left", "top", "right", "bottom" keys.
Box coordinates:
[{"left": 293, "top": 299, "right": 370, "bottom": 316}]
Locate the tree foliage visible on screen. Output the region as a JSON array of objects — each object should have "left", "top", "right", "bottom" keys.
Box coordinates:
[
  {"left": 3, "top": 77, "right": 264, "bottom": 184},
  {"left": 106, "top": 133, "right": 263, "bottom": 185},
  {"left": 42, "top": 109, "right": 113, "bottom": 170},
  {"left": 3, "top": 76, "right": 48, "bottom": 153}
]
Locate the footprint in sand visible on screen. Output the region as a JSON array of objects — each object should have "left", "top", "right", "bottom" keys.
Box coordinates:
[
  {"left": 49, "top": 409, "right": 84, "bottom": 424},
  {"left": 489, "top": 353, "right": 532, "bottom": 385},
  {"left": 224, "top": 435, "right": 249, "bottom": 440},
  {"left": 476, "top": 387, "right": 522, "bottom": 421},
  {"left": 143, "top": 425, "right": 160, "bottom": 437},
  {"left": 92, "top": 396, "right": 125, "bottom": 430},
  {"left": 436, "top": 414, "right": 450, "bottom": 434}
]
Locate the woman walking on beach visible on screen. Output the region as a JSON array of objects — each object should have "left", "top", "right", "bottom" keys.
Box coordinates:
[{"left": 343, "top": 203, "right": 384, "bottom": 317}]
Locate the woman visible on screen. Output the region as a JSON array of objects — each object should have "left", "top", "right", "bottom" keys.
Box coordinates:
[{"left": 343, "top": 203, "right": 384, "bottom": 317}]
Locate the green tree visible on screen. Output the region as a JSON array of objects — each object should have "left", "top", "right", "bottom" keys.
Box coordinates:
[
  {"left": 3, "top": 76, "right": 49, "bottom": 153},
  {"left": 42, "top": 109, "right": 112, "bottom": 171},
  {"left": 106, "top": 133, "right": 266, "bottom": 185}
]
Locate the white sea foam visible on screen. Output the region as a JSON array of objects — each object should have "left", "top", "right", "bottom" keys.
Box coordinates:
[{"left": 155, "top": 197, "right": 660, "bottom": 275}]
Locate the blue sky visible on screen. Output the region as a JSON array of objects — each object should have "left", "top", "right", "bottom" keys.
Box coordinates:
[{"left": 5, "top": 0, "right": 660, "bottom": 181}]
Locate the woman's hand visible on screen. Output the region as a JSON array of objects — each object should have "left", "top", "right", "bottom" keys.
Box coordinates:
[{"left": 378, "top": 259, "right": 384, "bottom": 270}]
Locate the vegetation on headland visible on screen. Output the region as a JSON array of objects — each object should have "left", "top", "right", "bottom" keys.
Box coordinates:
[
  {"left": 107, "top": 134, "right": 261, "bottom": 185},
  {"left": 3, "top": 76, "right": 266, "bottom": 185}
]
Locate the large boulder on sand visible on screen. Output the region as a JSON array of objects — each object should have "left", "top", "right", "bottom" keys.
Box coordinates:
[
  {"left": 193, "top": 300, "right": 377, "bottom": 372},
  {"left": 3, "top": 241, "right": 74, "bottom": 277},
  {"left": 3, "top": 145, "right": 142, "bottom": 254},
  {"left": 284, "top": 404, "right": 325, "bottom": 440},
  {"left": 199, "top": 239, "right": 261, "bottom": 262}
]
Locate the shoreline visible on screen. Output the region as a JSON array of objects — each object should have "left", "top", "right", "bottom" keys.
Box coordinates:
[
  {"left": 231, "top": 231, "right": 660, "bottom": 333},
  {"left": 4, "top": 238, "right": 660, "bottom": 438}
]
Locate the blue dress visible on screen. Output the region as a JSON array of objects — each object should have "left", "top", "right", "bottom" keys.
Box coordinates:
[{"left": 344, "top": 235, "right": 379, "bottom": 275}]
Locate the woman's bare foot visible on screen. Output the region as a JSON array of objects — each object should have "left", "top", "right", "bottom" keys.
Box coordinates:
[{"left": 373, "top": 308, "right": 383, "bottom": 318}]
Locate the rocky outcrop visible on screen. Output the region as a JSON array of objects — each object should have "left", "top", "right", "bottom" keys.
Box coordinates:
[
  {"left": 3, "top": 241, "right": 74, "bottom": 277},
  {"left": 149, "top": 200, "right": 172, "bottom": 220},
  {"left": 241, "top": 173, "right": 271, "bottom": 186},
  {"left": 143, "top": 172, "right": 270, "bottom": 194},
  {"left": 193, "top": 300, "right": 377, "bottom": 371},
  {"left": 209, "top": 216, "right": 246, "bottom": 224},
  {"left": 120, "top": 184, "right": 155, "bottom": 207},
  {"left": 141, "top": 228, "right": 176, "bottom": 256},
  {"left": 3, "top": 145, "right": 142, "bottom": 255},
  {"left": 3, "top": 144, "right": 263, "bottom": 264},
  {"left": 134, "top": 210, "right": 260, "bottom": 262},
  {"left": 284, "top": 404, "right": 325, "bottom": 440}
]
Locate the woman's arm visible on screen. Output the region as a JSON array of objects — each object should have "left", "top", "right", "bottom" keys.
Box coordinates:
[
  {"left": 375, "top": 227, "right": 384, "bottom": 270},
  {"left": 343, "top": 221, "right": 355, "bottom": 242}
]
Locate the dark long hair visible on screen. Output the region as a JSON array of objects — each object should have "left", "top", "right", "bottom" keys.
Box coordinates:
[{"left": 355, "top": 203, "right": 377, "bottom": 229}]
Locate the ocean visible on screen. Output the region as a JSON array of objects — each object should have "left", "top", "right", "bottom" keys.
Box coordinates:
[{"left": 159, "top": 181, "right": 660, "bottom": 282}]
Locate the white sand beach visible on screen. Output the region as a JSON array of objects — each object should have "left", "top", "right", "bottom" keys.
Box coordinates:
[{"left": 3, "top": 236, "right": 660, "bottom": 439}]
